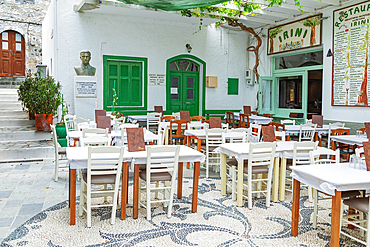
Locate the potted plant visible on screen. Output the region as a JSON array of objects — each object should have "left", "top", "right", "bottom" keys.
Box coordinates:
[
  {"left": 55, "top": 96, "right": 69, "bottom": 139},
  {"left": 18, "top": 73, "right": 63, "bottom": 131}
]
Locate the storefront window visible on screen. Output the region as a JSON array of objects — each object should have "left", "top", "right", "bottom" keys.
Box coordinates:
[
  {"left": 275, "top": 51, "right": 322, "bottom": 70},
  {"left": 278, "top": 76, "right": 302, "bottom": 109}
]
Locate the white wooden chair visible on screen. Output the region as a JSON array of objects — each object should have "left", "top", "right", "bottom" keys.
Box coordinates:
[
  {"left": 64, "top": 116, "right": 76, "bottom": 147},
  {"left": 80, "top": 128, "right": 109, "bottom": 147},
  {"left": 78, "top": 146, "right": 124, "bottom": 227},
  {"left": 157, "top": 122, "right": 167, "bottom": 145},
  {"left": 299, "top": 123, "right": 317, "bottom": 142},
  {"left": 232, "top": 142, "right": 277, "bottom": 209},
  {"left": 250, "top": 123, "right": 261, "bottom": 143},
  {"left": 275, "top": 131, "right": 286, "bottom": 141},
  {"left": 147, "top": 112, "right": 161, "bottom": 133},
  {"left": 285, "top": 141, "right": 318, "bottom": 202},
  {"left": 51, "top": 125, "right": 68, "bottom": 182},
  {"left": 222, "top": 130, "right": 247, "bottom": 200},
  {"left": 281, "top": 119, "right": 295, "bottom": 125},
  {"left": 73, "top": 117, "right": 90, "bottom": 131},
  {"left": 204, "top": 128, "right": 227, "bottom": 178},
  {"left": 138, "top": 146, "right": 180, "bottom": 220}
]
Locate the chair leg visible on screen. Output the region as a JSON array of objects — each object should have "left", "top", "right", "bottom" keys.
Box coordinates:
[
  {"left": 313, "top": 189, "right": 318, "bottom": 229},
  {"left": 257, "top": 174, "right": 262, "bottom": 198},
  {"left": 111, "top": 183, "right": 119, "bottom": 225},
  {"left": 248, "top": 174, "right": 252, "bottom": 209},
  {"left": 146, "top": 181, "right": 151, "bottom": 221},
  {"left": 79, "top": 181, "right": 86, "bottom": 217},
  {"left": 231, "top": 166, "right": 236, "bottom": 201},
  {"left": 266, "top": 172, "right": 272, "bottom": 208},
  {"left": 155, "top": 182, "right": 159, "bottom": 199},
  {"left": 54, "top": 155, "right": 59, "bottom": 182},
  {"left": 104, "top": 184, "right": 108, "bottom": 203},
  {"left": 308, "top": 186, "right": 313, "bottom": 203},
  {"left": 206, "top": 156, "right": 209, "bottom": 178},
  {"left": 366, "top": 213, "right": 370, "bottom": 247},
  {"left": 87, "top": 185, "right": 92, "bottom": 228}
]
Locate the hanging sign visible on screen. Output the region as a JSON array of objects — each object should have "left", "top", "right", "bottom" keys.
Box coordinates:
[
  {"left": 267, "top": 14, "right": 322, "bottom": 55},
  {"left": 332, "top": 1, "right": 370, "bottom": 106}
]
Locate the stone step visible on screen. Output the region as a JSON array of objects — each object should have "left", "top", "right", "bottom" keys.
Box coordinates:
[
  {"left": 0, "top": 77, "right": 24, "bottom": 89},
  {"left": 0, "top": 140, "right": 54, "bottom": 162},
  {"left": 0, "top": 119, "right": 35, "bottom": 127},
  {"left": 0, "top": 129, "right": 51, "bottom": 142},
  {"left": 0, "top": 110, "right": 28, "bottom": 118},
  {"left": 0, "top": 102, "right": 23, "bottom": 110},
  {"left": 0, "top": 95, "right": 19, "bottom": 101}
]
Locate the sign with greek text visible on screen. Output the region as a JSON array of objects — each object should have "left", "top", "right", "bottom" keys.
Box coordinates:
[
  {"left": 267, "top": 14, "right": 322, "bottom": 55},
  {"left": 332, "top": 1, "right": 370, "bottom": 106},
  {"left": 149, "top": 74, "right": 165, "bottom": 85},
  {"left": 74, "top": 76, "right": 97, "bottom": 98}
]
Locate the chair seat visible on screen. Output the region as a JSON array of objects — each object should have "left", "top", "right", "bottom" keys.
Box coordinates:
[
  {"left": 139, "top": 171, "right": 172, "bottom": 182},
  {"left": 243, "top": 165, "right": 269, "bottom": 174},
  {"left": 82, "top": 173, "right": 117, "bottom": 184},
  {"left": 58, "top": 147, "right": 67, "bottom": 155},
  {"left": 200, "top": 144, "right": 217, "bottom": 152},
  {"left": 343, "top": 197, "right": 369, "bottom": 213},
  {"left": 227, "top": 158, "right": 246, "bottom": 166}
]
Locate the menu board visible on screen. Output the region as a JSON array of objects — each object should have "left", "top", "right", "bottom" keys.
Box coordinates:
[{"left": 332, "top": 1, "right": 370, "bottom": 106}]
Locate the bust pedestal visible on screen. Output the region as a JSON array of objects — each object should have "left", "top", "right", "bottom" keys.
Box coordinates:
[{"left": 74, "top": 76, "right": 97, "bottom": 121}]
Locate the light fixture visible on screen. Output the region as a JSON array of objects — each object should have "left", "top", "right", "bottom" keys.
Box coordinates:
[
  {"left": 186, "top": 44, "right": 192, "bottom": 53},
  {"left": 326, "top": 49, "right": 333, "bottom": 57}
]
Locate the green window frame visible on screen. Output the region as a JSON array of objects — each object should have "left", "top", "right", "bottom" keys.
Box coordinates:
[
  {"left": 228, "top": 78, "right": 239, "bottom": 95},
  {"left": 103, "top": 55, "right": 147, "bottom": 114}
]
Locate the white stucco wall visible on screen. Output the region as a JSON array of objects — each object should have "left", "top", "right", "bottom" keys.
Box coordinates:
[{"left": 42, "top": 0, "right": 253, "bottom": 117}]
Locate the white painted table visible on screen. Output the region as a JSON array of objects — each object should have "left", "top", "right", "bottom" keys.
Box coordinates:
[
  {"left": 330, "top": 135, "right": 368, "bottom": 146},
  {"left": 226, "top": 113, "right": 272, "bottom": 125}
]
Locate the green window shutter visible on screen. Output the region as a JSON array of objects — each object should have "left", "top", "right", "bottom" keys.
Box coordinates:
[{"left": 228, "top": 78, "right": 239, "bottom": 95}]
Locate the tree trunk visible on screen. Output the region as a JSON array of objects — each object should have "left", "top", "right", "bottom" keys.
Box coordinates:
[
  {"left": 269, "top": 37, "right": 274, "bottom": 54},
  {"left": 310, "top": 26, "right": 316, "bottom": 46}
]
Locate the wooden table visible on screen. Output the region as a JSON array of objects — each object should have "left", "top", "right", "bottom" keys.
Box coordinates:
[
  {"left": 290, "top": 163, "right": 370, "bottom": 247},
  {"left": 66, "top": 145, "right": 205, "bottom": 224}
]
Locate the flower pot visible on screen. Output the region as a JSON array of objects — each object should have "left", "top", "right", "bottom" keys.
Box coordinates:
[
  {"left": 55, "top": 123, "right": 67, "bottom": 138},
  {"left": 57, "top": 138, "right": 67, "bottom": 147},
  {"left": 35, "top": 114, "right": 53, "bottom": 131},
  {"left": 28, "top": 111, "right": 35, "bottom": 120}
]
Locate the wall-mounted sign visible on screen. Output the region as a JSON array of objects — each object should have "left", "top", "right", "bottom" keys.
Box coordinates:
[
  {"left": 268, "top": 14, "right": 322, "bottom": 55},
  {"left": 74, "top": 76, "right": 97, "bottom": 98},
  {"left": 149, "top": 74, "right": 165, "bottom": 85},
  {"left": 332, "top": 1, "right": 370, "bottom": 106}
]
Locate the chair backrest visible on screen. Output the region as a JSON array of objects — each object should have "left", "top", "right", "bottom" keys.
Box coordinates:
[
  {"left": 312, "top": 115, "right": 323, "bottom": 128},
  {"left": 95, "top": 109, "right": 106, "bottom": 124},
  {"left": 87, "top": 146, "right": 124, "bottom": 184},
  {"left": 251, "top": 111, "right": 258, "bottom": 116},
  {"left": 293, "top": 141, "right": 318, "bottom": 166},
  {"left": 147, "top": 112, "right": 161, "bottom": 130},
  {"left": 239, "top": 113, "right": 249, "bottom": 128},
  {"left": 126, "top": 127, "right": 146, "bottom": 152},
  {"left": 187, "top": 121, "right": 205, "bottom": 130},
  {"left": 190, "top": 116, "right": 206, "bottom": 121},
  {"left": 51, "top": 125, "right": 60, "bottom": 155},
  {"left": 222, "top": 130, "right": 247, "bottom": 144},
  {"left": 157, "top": 122, "right": 167, "bottom": 145},
  {"left": 356, "top": 147, "right": 364, "bottom": 157},
  {"left": 328, "top": 122, "right": 345, "bottom": 148},
  {"left": 206, "top": 128, "right": 227, "bottom": 149},
  {"left": 81, "top": 135, "right": 110, "bottom": 147},
  {"left": 299, "top": 123, "right": 317, "bottom": 142},
  {"left": 74, "top": 117, "right": 90, "bottom": 130},
  {"left": 77, "top": 122, "right": 97, "bottom": 131},
  {"left": 209, "top": 117, "right": 222, "bottom": 129},
  {"left": 169, "top": 120, "right": 188, "bottom": 142},
  {"left": 281, "top": 119, "right": 295, "bottom": 125},
  {"left": 225, "top": 111, "right": 235, "bottom": 128},
  {"left": 247, "top": 142, "right": 276, "bottom": 170},
  {"left": 63, "top": 114, "right": 76, "bottom": 125},
  {"left": 275, "top": 131, "right": 286, "bottom": 141},
  {"left": 331, "top": 128, "right": 350, "bottom": 136},
  {"left": 243, "top": 106, "right": 251, "bottom": 115},
  {"left": 271, "top": 122, "right": 285, "bottom": 131},
  {"left": 230, "top": 127, "right": 251, "bottom": 142},
  {"left": 146, "top": 146, "right": 180, "bottom": 182},
  {"left": 160, "top": 116, "right": 175, "bottom": 122},
  {"left": 261, "top": 125, "right": 276, "bottom": 142},
  {"left": 250, "top": 123, "right": 261, "bottom": 143},
  {"left": 154, "top": 106, "right": 163, "bottom": 114},
  {"left": 263, "top": 113, "right": 273, "bottom": 118},
  {"left": 65, "top": 118, "right": 75, "bottom": 134},
  {"left": 97, "top": 116, "right": 111, "bottom": 133},
  {"left": 309, "top": 148, "right": 340, "bottom": 165},
  {"left": 180, "top": 111, "right": 190, "bottom": 122},
  {"left": 365, "top": 122, "right": 370, "bottom": 136},
  {"left": 82, "top": 128, "right": 109, "bottom": 138},
  {"left": 172, "top": 112, "right": 180, "bottom": 120}
]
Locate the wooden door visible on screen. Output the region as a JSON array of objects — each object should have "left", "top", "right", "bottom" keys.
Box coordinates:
[
  {"left": 0, "top": 31, "right": 25, "bottom": 77},
  {"left": 167, "top": 59, "right": 199, "bottom": 116}
]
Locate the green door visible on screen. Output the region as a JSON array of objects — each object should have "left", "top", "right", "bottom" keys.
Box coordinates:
[{"left": 167, "top": 59, "right": 199, "bottom": 116}]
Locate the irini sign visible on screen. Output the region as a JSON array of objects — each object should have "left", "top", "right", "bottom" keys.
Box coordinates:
[
  {"left": 267, "top": 14, "right": 322, "bottom": 55},
  {"left": 332, "top": 1, "right": 370, "bottom": 106}
]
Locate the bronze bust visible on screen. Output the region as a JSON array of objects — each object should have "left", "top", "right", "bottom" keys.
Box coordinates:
[{"left": 74, "top": 50, "right": 96, "bottom": 76}]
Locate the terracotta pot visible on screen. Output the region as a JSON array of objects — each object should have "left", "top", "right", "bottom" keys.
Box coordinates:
[
  {"left": 35, "top": 114, "right": 53, "bottom": 131},
  {"left": 28, "top": 111, "right": 35, "bottom": 120}
]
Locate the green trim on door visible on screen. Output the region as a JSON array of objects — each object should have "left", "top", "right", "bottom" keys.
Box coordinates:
[
  {"left": 103, "top": 55, "right": 147, "bottom": 115},
  {"left": 166, "top": 54, "right": 206, "bottom": 115}
]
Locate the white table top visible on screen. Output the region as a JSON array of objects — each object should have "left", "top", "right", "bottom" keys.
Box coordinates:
[
  {"left": 291, "top": 163, "right": 370, "bottom": 196},
  {"left": 184, "top": 129, "right": 229, "bottom": 139},
  {"left": 330, "top": 135, "right": 368, "bottom": 146},
  {"left": 67, "top": 129, "right": 158, "bottom": 142},
  {"left": 227, "top": 113, "right": 272, "bottom": 125},
  {"left": 215, "top": 141, "right": 328, "bottom": 162},
  {"left": 284, "top": 125, "right": 349, "bottom": 136},
  {"left": 67, "top": 145, "right": 205, "bottom": 169}
]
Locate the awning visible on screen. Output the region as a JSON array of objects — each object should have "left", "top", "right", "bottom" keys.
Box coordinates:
[{"left": 118, "top": 0, "right": 230, "bottom": 11}]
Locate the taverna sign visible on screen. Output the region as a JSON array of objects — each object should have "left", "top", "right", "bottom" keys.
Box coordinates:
[{"left": 267, "top": 14, "right": 322, "bottom": 55}]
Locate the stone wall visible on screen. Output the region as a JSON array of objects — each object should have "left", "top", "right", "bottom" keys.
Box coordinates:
[{"left": 0, "top": 0, "right": 50, "bottom": 75}]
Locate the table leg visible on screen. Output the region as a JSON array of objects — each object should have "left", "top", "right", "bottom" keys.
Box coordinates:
[
  {"left": 237, "top": 160, "right": 243, "bottom": 207},
  {"left": 221, "top": 153, "right": 227, "bottom": 196},
  {"left": 133, "top": 163, "right": 139, "bottom": 219},
  {"left": 330, "top": 190, "right": 342, "bottom": 247},
  {"left": 178, "top": 162, "right": 183, "bottom": 199},
  {"left": 192, "top": 161, "right": 200, "bottom": 213},
  {"left": 165, "top": 128, "right": 169, "bottom": 145},
  {"left": 187, "top": 136, "right": 191, "bottom": 169},
  {"left": 291, "top": 178, "right": 300, "bottom": 236},
  {"left": 279, "top": 158, "right": 287, "bottom": 201},
  {"left": 272, "top": 156, "right": 280, "bottom": 202},
  {"left": 121, "top": 162, "right": 128, "bottom": 220},
  {"left": 69, "top": 168, "right": 76, "bottom": 225},
  {"left": 68, "top": 168, "right": 71, "bottom": 208}
]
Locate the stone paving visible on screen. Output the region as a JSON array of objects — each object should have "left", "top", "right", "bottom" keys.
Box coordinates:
[{"left": 0, "top": 159, "right": 73, "bottom": 242}]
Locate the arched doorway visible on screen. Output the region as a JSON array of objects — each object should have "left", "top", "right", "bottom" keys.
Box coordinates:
[
  {"left": 0, "top": 30, "right": 25, "bottom": 77},
  {"left": 166, "top": 55, "right": 205, "bottom": 116}
]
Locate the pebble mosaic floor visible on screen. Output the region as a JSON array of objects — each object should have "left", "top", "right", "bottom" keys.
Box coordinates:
[{"left": 1, "top": 175, "right": 367, "bottom": 247}]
